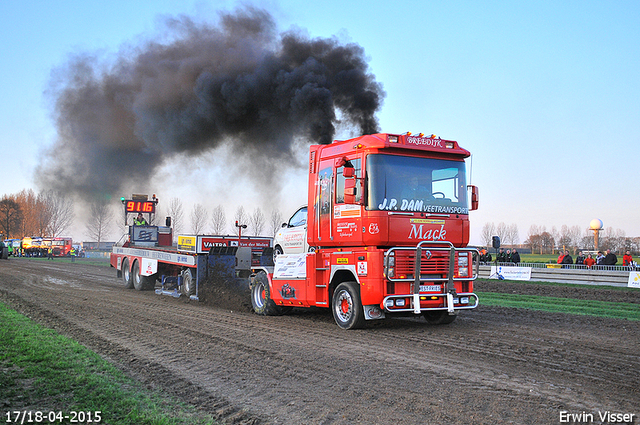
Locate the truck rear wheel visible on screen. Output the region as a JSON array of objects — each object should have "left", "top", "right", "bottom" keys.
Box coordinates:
[
  {"left": 422, "top": 311, "right": 457, "bottom": 325},
  {"left": 332, "top": 281, "right": 365, "bottom": 330},
  {"left": 180, "top": 269, "right": 196, "bottom": 297},
  {"left": 122, "top": 258, "right": 134, "bottom": 289},
  {"left": 251, "top": 271, "right": 282, "bottom": 316}
]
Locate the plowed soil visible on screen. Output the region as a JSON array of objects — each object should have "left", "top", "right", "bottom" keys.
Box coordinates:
[{"left": 1, "top": 258, "right": 638, "bottom": 424}]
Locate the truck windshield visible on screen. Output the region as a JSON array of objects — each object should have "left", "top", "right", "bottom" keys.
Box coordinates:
[{"left": 366, "top": 154, "right": 469, "bottom": 214}]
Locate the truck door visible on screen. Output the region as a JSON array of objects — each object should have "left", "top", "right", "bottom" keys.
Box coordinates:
[
  {"left": 314, "top": 157, "right": 363, "bottom": 247},
  {"left": 314, "top": 165, "right": 333, "bottom": 244},
  {"left": 333, "top": 158, "right": 363, "bottom": 246}
]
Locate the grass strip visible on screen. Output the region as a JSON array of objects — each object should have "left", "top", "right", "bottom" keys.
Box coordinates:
[
  {"left": 0, "top": 302, "right": 219, "bottom": 425},
  {"left": 477, "top": 291, "right": 640, "bottom": 321},
  {"left": 476, "top": 277, "right": 637, "bottom": 291}
]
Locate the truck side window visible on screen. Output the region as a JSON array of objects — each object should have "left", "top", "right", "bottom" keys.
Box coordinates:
[{"left": 335, "top": 158, "right": 361, "bottom": 204}]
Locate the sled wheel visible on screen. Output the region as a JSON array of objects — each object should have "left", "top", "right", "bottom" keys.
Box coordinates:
[
  {"left": 122, "top": 258, "right": 134, "bottom": 289},
  {"left": 181, "top": 269, "right": 196, "bottom": 296}
]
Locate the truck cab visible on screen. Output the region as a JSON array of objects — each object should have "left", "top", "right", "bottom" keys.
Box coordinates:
[{"left": 252, "top": 132, "right": 480, "bottom": 329}]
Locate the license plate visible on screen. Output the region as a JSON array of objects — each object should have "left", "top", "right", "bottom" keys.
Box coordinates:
[{"left": 420, "top": 285, "right": 441, "bottom": 292}]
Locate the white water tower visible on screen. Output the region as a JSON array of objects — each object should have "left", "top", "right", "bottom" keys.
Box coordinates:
[{"left": 589, "top": 219, "right": 603, "bottom": 251}]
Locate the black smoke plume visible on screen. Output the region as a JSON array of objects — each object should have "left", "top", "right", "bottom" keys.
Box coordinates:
[{"left": 39, "top": 6, "right": 384, "bottom": 200}]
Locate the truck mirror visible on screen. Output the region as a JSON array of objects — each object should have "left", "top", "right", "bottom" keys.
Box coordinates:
[
  {"left": 344, "top": 176, "right": 357, "bottom": 204},
  {"left": 343, "top": 166, "right": 355, "bottom": 178},
  {"left": 468, "top": 185, "right": 479, "bottom": 211}
]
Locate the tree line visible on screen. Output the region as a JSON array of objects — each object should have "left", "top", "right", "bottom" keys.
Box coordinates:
[
  {"left": 480, "top": 222, "right": 637, "bottom": 254},
  {"left": 0, "top": 189, "right": 73, "bottom": 239},
  {"left": 1, "top": 190, "right": 285, "bottom": 244}
]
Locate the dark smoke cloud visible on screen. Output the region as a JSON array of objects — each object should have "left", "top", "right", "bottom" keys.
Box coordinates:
[{"left": 39, "top": 6, "right": 384, "bottom": 200}]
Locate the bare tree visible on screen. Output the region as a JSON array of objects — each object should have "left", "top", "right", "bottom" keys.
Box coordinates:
[
  {"left": 40, "top": 190, "right": 74, "bottom": 237},
  {"left": 167, "top": 197, "right": 184, "bottom": 237},
  {"left": 270, "top": 209, "right": 283, "bottom": 237},
  {"left": 506, "top": 223, "right": 519, "bottom": 247},
  {"left": 558, "top": 225, "right": 573, "bottom": 251},
  {"left": 495, "top": 222, "right": 508, "bottom": 244},
  {"left": 85, "top": 201, "right": 113, "bottom": 244},
  {"left": 480, "top": 222, "right": 495, "bottom": 247},
  {"left": 550, "top": 226, "right": 560, "bottom": 252},
  {"left": 190, "top": 204, "right": 208, "bottom": 234},
  {"left": 248, "top": 207, "right": 265, "bottom": 236},
  {"left": 233, "top": 206, "right": 249, "bottom": 236},
  {"left": 14, "top": 189, "right": 39, "bottom": 237},
  {"left": 569, "top": 225, "right": 582, "bottom": 253},
  {"left": 0, "top": 198, "right": 22, "bottom": 238},
  {"left": 210, "top": 205, "right": 226, "bottom": 234}
]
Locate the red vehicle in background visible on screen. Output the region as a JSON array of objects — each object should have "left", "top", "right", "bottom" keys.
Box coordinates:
[{"left": 51, "top": 237, "right": 73, "bottom": 257}]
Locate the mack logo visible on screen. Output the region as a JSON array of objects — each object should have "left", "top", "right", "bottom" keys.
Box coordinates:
[{"left": 409, "top": 224, "right": 447, "bottom": 241}]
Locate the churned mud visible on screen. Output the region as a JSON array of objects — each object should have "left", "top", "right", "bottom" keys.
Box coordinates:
[{"left": 0, "top": 259, "right": 638, "bottom": 424}]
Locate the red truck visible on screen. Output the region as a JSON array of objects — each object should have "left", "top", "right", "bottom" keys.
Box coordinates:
[{"left": 251, "top": 132, "right": 480, "bottom": 329}]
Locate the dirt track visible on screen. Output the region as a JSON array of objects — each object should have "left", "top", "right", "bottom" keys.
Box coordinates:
[{"left": 1, "top": 258, "right": 638, "bottom": 424}]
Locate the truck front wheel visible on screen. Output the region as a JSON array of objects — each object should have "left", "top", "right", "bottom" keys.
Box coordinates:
[
  {"left": 251, "top": 271, "right": 282, "bottom": 316},
  {"left": 332, "top": 281, "right": 365, "bottom": 330},
  {"left": 122, "top": 258, "right": 134, "bottom": 289}
]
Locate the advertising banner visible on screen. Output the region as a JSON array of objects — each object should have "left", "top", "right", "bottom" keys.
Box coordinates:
[
  {"left": 628, "top": 272, "right": 640, "bottom": 288},
  {"left": 489, "top": 266, "right": 532, "bottom": 281}
]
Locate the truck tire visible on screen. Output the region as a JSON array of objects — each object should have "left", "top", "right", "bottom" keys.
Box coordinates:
[
  {"left": 122, "top": 258, "right": 134, "bottom": 289},
  {"left": 181, "top": 269, "right": 196, "bottom": 297},
  {"left": 332, "top": 281, "right": 365, "bottom": 330},
  {"left": 422, "top": 311, "right": 457, "bottom": 325},
  {"left": 251, "top": 271, "right": 282, "bottom": 316}
]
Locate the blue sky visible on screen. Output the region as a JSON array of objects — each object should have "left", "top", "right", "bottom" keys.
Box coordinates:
[{"left": 1, "top": 0, "right": 639, "bottom": 244}]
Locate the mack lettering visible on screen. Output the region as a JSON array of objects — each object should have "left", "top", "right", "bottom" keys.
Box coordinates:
[{"left": 408, "top": 223, "right": 447, "bottom": 241}]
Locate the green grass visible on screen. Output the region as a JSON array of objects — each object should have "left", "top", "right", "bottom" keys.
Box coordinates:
[
  {"left": 0, "top": 302, "right": 219, "bottom": 425},
  {"left": 477, "top": 291, "right": 640, "bottom": 321},
  {"left": 519, "top": 253, "right": 559, "bottom": 263}
]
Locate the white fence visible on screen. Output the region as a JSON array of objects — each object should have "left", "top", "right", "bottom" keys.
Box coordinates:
[{"left": 478, "top": 263, "right": 632, "bottom": 287}]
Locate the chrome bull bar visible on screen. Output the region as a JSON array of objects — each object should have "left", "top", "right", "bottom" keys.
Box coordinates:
[{"left": 384, "top": 241, "right": 480, "bottom": 314}]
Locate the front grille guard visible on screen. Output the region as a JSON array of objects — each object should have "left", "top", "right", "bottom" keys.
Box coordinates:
[{"left": 383, "top": 241, "right": 480, "bottom": 314}]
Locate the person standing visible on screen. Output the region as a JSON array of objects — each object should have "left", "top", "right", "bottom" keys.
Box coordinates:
[
  {"left": 561, "top": 250, "right": 573, "bottom": 267},
  {"left": 584, "top": 254, "right": 596, "bottom": 268},
  {"left": 575, "top": 251, "right": 585, "bottom": 266},
  {"left": 623, "top": 250, "right": 633, "bottom": 267},
  {"left": 133, "top": 213, "right": 148, "bottom": 226},
  {"left": 510, "top": 248, "right": 521, "bottom": 264},
  {"left": 496, "top": 248, "right": 507, "bottom": 263},
  {"left": 603, "top": 249, "right": 618, "bottom": 266}
]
